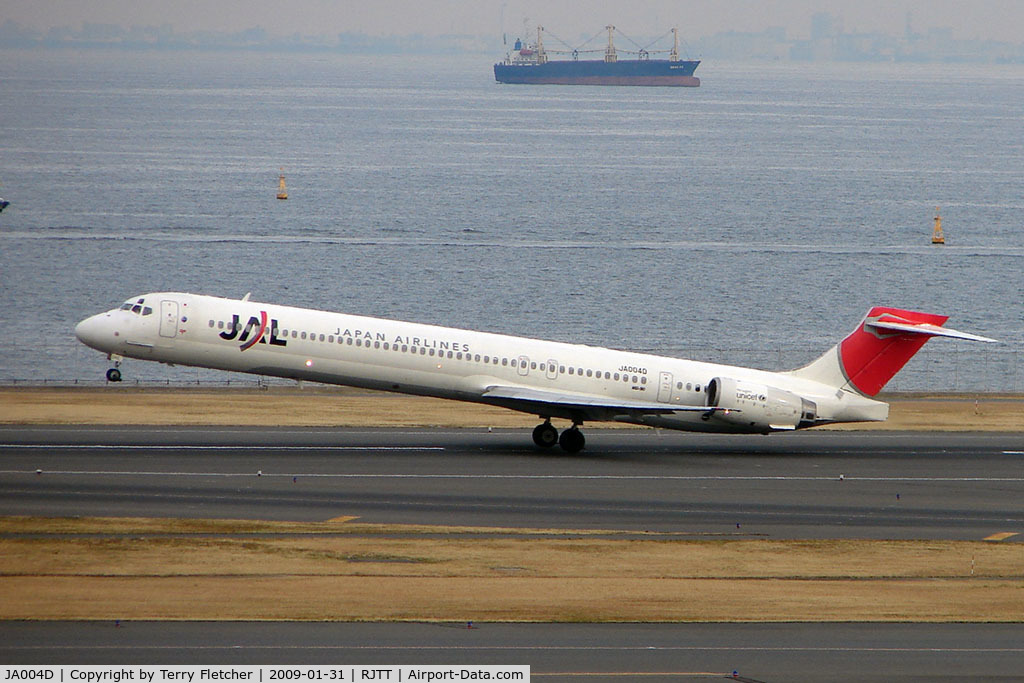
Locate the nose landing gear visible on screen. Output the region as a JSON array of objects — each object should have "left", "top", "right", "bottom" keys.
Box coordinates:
[{"left": 105, "top": 355, "right": 123, "bottom": 382}]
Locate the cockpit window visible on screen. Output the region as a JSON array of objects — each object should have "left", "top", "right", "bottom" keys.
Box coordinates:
[{"left": 121, "top": 298, "right": 149, "bottom": 315}]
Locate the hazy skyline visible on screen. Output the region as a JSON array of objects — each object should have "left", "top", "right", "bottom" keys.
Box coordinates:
[{"left": 2, "top": 0, "right": 1021, "bottom": 43}]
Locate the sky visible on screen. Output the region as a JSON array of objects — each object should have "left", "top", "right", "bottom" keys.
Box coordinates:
[{"left": 2, "top": 0, "right": 1020, "bottom": 43}]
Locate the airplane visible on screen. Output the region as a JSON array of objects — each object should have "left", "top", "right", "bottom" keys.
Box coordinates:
[{"left": 74, "top": 293, "right": 996, "bottom": 452}]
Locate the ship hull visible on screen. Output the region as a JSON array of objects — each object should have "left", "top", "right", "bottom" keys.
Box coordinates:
[{"left": 494, "top": 59, "right": 700, "bottom": 87}]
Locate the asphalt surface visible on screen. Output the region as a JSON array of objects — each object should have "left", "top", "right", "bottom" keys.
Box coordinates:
[
  {"left": 2, "top": 622, "right": 1023, "bottom": 681},
  {"left": 1, "top": 426, "right": 1022, "bottom": 539},
  {"left": 2, "top": 425, "right": 1022, "bottom": 680}
]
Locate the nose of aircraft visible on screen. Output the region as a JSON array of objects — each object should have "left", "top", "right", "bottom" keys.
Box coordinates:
[{"left": 75, "top": 313, "right": 114, "bottom": 351}]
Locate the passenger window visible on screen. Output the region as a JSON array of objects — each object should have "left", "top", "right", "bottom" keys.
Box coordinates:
[
  {"left": 586, "top": 369, "right": 592, "bottom": 377},
  {"left": 641, "top": 377, "right": 647, "bottom": 384},
  {"left": 291, "top": 331, "right": 297, "bottom": 338},
  {"left": 475, "top": 354, "right": 481, "bottom": 362},
  {"left": 604, "top": 372, "right": 611, "bottom": 380},
  {"left": 301, "top": 332, "right": 307, "bottom": 340},
  {"left": 319, "top": 334, "right": 325, "bottom": 342},
  {"left": 217, "top": 321, "right": 224, "bottom": 329},
  {"left": 328, "top": 335, "right": 334, "bottom": 343},
  {"left": 402, "top": 345, "right": 408, "bottom": 352},
  {"left": 420, "top": 348, "right": 427, "bottom": 355},
  {"left": 568, "top": 367, "right": 574, "bottom": 375},
  {"left": 530, "top": 362, "right": 537, "bottom": 370},
  {"left": 696, "top": 385, "right": 702, "bottom": 392},
  {"left": 613, "top": 373, "right": 620, "bottom": 381}
]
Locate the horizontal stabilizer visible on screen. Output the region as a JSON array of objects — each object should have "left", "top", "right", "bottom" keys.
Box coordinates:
[{"left": 865, "top": 318, "right": 998, "bottom": 343}]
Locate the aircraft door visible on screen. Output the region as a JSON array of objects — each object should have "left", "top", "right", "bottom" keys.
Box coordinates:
[
  {"left": 159, "top": 300, "right": 178, "bottom": 338},
  {"left": 546, "top": 359, "right": 558, "bottom": 380},
  {"left": 657, "top": 371, "right": 673, "bottom": 403},
  {"left": 517, "top": 355, "right": 530, "bottom": 376}
]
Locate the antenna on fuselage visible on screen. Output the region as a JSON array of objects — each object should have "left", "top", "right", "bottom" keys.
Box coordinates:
[{"left": 241, "top": 292, "right": 251, "bottom": 301}]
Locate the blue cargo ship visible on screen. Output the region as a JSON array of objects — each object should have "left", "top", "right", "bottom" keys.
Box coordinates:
[{"left": 494, "top": 26, "right": 700, "bottom": 87}]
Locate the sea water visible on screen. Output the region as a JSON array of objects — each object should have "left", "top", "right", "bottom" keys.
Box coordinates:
[{"left": 0, "top": 50, "right": 1021, "bottom": 390}]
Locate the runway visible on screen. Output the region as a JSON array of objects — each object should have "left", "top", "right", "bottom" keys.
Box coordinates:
[
  {"left": 2, "top": 425, "right": 1023, "bottom": 679},
  {"left": 2, "top": 622, "right": 1024, "bottom": 681},
  {"left": 1, "top": 426, "right": 1022, "bottom": 539}
]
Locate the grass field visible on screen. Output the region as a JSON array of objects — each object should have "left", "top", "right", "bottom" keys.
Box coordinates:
[{"left": 1, "top": 517, "right": 1022, "bottom": 622}]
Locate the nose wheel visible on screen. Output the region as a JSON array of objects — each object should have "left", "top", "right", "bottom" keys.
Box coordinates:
[{"left": 105, "top": 356, "right": 123, "bottom": 382}]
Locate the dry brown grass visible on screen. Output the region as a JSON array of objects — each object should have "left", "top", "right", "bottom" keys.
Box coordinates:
[
  {"left": 1, "top": 516, "right": 1021, "bottom": 622},
  {"left": 2, "top": 386, "right": 1023, "bottom": 430}
]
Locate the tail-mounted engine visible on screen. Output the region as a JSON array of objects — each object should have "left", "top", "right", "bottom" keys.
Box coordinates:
[{"left": 705, "top": 377, "right": 818, "bottom": 432}]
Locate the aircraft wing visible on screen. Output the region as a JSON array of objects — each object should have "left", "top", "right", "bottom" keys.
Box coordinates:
[{"left": 481, "top": 385, "right": 714, "bottom": 420}]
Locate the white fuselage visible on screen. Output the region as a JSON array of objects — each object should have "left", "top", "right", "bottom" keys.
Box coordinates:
[{"left": 75, "top": 292, "right": 889, "bottom": 433}]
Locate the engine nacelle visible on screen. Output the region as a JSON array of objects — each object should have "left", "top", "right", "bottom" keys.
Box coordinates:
[{"left": 705, "top": 377, "right": 817, "bottom": 432}]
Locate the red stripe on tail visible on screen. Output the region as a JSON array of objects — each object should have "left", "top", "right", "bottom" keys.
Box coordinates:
[{"left": 839, "top": 307, "right": 949, "bottom": 396}]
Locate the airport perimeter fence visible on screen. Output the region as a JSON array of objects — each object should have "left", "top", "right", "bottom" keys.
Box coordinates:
[{"left": 3, "top": 345, "right": 1021, "bottom": 394}]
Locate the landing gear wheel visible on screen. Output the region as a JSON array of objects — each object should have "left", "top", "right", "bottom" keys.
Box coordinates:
[
  {"left": 558, "top": 427, "right": 585, "bottom": 453},
  {"left": 532, "top": 421, "right": 559, "bottom": 448},
  {"left": 106, "top": 368, "right": 122, "bottom": 382}
]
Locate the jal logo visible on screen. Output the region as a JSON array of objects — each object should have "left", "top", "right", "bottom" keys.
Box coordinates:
[{"left": 219, "top": 311, "right": 288, "bottom": 350}]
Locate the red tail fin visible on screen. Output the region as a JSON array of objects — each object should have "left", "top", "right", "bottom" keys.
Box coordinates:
[{"left": 839, "top": 307, "right": 950, "bottom": 396}]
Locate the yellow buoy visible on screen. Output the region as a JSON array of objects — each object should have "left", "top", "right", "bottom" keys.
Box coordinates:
[
  {"left": 276, "top": 169, "right": 288, "bottom": 200},
  {"left": 931, "top": 207, "right": 944, "bottom": 244}
]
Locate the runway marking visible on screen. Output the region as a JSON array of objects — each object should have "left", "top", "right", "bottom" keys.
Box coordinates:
[
  {"left": 0, "top": 444, "right": 443, "bottom": 451},
  {"left": 1, "top": 468, "right": 1023, "bottom": 482},
  {"left": 532, "top": 674, "right": 721, "bottom": 678},
  {"left": 3, "top": 644, "right": 1023, "bottom": 653},
  {"left": 1004, "top": 451, "right": 1024, "bottom": 455},
  {"left": 984, "top": 532, "right": 1020, "bottom": 541},
  {"left": 3, "top": 469, "right": 1024, "bottom": 482}
]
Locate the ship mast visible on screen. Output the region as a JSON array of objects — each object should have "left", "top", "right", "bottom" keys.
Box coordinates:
[
  {"left": 670, "top": 27, "right": 679, "bottom": 62},
  {"left": 604, "top": 24, "right": 617, "bottom": 63},
  {"left": 536, "top": 25, "right": 547, "bottom": 64}
]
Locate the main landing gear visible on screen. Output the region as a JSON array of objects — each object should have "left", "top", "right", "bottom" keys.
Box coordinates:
[{"left": 532, "top": 420, "right": 586, "bottom": 453}]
